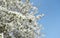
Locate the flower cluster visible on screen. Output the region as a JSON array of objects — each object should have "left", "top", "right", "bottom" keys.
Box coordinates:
[{"left": 0, "top": 0, "right": 44, "bottom": 38}]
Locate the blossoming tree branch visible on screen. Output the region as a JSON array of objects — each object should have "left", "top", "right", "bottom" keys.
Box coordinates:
[{"left": 0, "top": 0, "right": 44, "bottom": 38}]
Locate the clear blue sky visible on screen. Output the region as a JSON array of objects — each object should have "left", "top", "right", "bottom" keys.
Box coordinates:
[{"left": 31, "top": 0, "right": 60, "bottom": 38}]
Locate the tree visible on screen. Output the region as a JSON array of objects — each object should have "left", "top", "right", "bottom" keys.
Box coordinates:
[{"left": 0, "top": 0, "right": 44, "bottom": 38}]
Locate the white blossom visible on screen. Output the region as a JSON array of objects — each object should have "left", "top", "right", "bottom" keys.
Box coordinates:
[{"left": 0, "top": 0, "right": 44, "bottom": 38}]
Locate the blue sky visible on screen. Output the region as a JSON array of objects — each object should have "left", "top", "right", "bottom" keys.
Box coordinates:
[{"left": 31, "top": 0, "right": 60, "bottom": 38}]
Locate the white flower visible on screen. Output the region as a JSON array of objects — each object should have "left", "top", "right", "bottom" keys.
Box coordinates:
[{"left": 0, "top": 0, "right": 44, "bottom": 38}]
